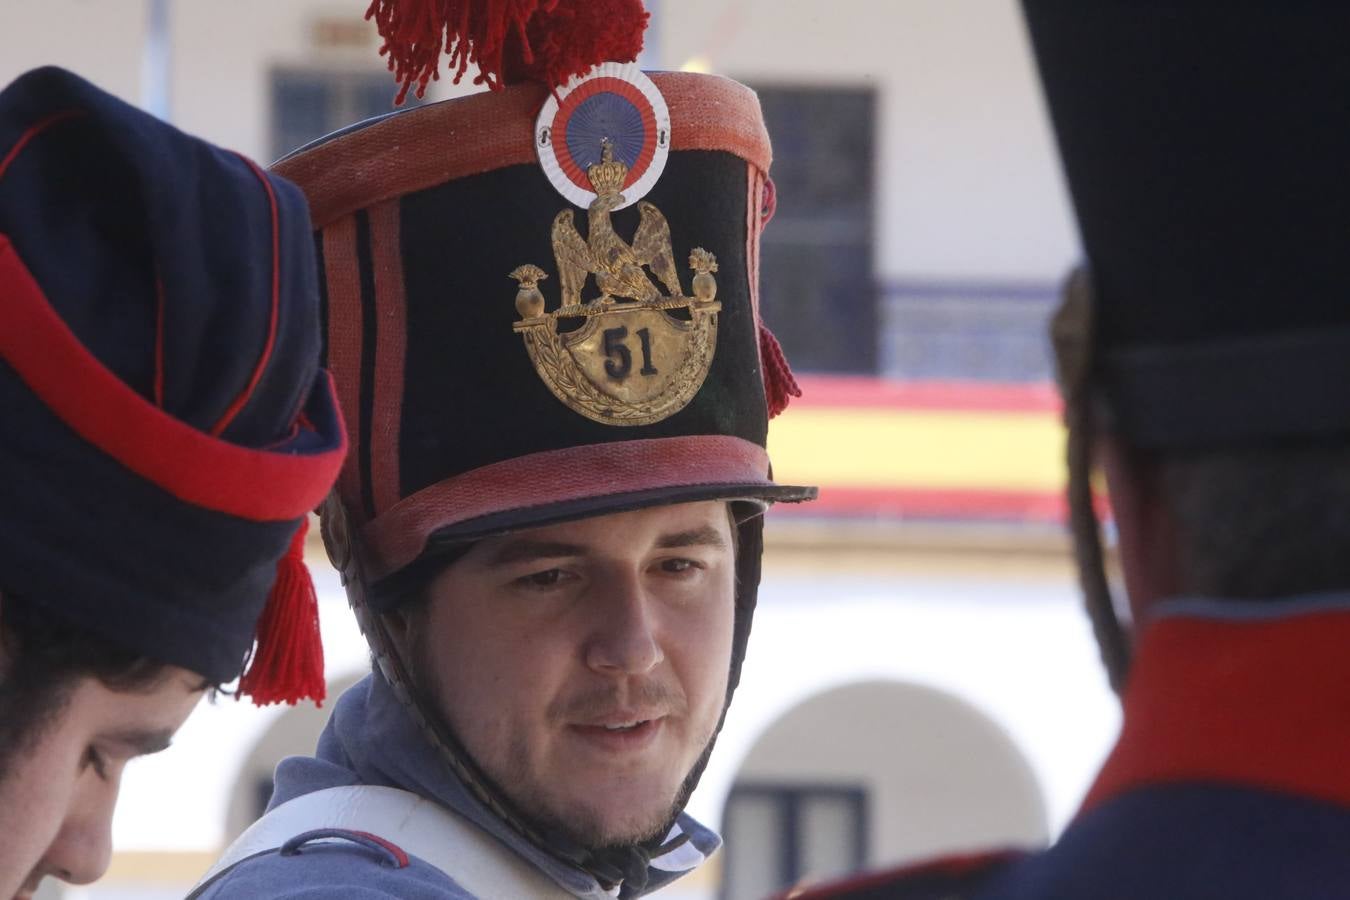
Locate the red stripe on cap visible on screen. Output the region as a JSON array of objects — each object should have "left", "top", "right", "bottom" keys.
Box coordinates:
[
  {"left": 771, "top": 486, "right": 1068, "bottom": 522},
  {"left": 0, "top": 235, "right": 343, "bottom": 522},
  {"left": 367, "top": 200, "right": 406, "bottom": 515},
  {"left": 321, "top": 217, "right": 367, "bottom": 522},
  {"left": 211, "top": 155, "right": 282, "bottom": 437},
  {"left": 362, "top": 435, "right": 772, "bottom": 579},
  {"left": 0, "top": 110, "right": 84, "bottom": 184}
]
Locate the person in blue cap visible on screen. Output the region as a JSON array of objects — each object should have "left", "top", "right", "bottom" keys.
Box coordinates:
[
  {"left": 781, "top": 3, "right": 1350, "bottom": 899},
  {"left": 0, "top": 66, "right": 345, "bottom": 898}
]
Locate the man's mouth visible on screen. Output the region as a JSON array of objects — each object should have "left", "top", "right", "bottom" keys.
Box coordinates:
[{"left": 570, "top": 714, "right": 665, "bottom": 750}]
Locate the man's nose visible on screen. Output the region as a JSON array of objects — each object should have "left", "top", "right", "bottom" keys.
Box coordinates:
[
  {"left": 583, "top": 572, "right": 665, "bottom": 676},
  {"left": 42, "top": 781, "right": 115, "bottom": 886}
]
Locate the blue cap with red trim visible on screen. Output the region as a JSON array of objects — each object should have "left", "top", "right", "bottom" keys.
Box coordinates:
[{"left": 0, "top": 67, "right": 346, "bottom": 705}]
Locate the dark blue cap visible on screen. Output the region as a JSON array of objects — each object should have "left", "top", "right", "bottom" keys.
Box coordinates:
[
  {"left": 1025, "top": 2, "right": 1350, "bottom": 450},
  {"left": 0, "top": 67, "right": 346, "bottom": 700}
]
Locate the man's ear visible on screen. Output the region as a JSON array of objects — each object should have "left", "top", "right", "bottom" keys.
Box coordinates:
[{"left": 1098, "top": 434, "right": 1181, "bottom": 624}]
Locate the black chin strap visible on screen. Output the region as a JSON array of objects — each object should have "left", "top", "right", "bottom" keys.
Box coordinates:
[{"left": 1053, "top": 268, "right": 1132, "bottom": 694}]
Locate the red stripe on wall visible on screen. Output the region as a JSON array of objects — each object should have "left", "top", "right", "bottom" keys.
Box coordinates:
[
  {"left": 792, "top": 375, "right": 1062, "bottom": 413},
  {"left": 772, "top": 485, "right": 1069, "bottom": 522}
]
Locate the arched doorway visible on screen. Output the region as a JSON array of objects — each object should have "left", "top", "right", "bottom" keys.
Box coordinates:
[{"left": 720, "top": 679, "right": 1047, "bottom": 899}]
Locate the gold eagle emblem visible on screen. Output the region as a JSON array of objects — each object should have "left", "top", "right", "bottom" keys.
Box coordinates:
[{"left": 511, "top": 140, "right": 721, "bottom": 426}]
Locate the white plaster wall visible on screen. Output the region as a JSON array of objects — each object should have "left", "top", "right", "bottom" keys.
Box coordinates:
[{"left": 1, "top": 3, "right": 147, "bottom": 106}]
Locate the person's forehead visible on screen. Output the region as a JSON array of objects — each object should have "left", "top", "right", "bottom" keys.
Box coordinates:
[{"left": 66, "top": 666, "right": 206, "bottom": 737}]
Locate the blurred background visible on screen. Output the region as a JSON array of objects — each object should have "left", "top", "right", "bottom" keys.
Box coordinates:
[{"left": 3, "top": 2, "right": 1118, "bottom": 898}]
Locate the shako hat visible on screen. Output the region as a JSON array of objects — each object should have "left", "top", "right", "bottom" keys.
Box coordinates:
[
  {"left": 0, "top": 67, "right": 346, "bottom": 705},
  {"left": 1024, "top": 1, "right": 1350, "bottom": 451},
  {"left": 276, "top": 0, "right": 814, "bottom": 887},
  {"left": 278, "top": 1, "right": 815, "bottom": 607}
]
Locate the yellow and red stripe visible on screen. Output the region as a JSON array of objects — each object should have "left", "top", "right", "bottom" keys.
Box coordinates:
[{"left": 768, "top": 376, "right": 1069, "bottom": 521}]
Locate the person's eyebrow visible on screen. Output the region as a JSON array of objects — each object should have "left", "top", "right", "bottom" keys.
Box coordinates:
[
  {"left": 656, "top": 525, "right": 727, "bottom": 550},
  {"left": 482, "top": 540, "right": 588, "bottom": 568},
  {"left": 100, "top": 728, "right": 175, "bottom": 758}
]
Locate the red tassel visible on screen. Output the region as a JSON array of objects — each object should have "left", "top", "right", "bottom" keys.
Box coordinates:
[
  {"left": 759, "top": 323, "right": 802, "bottom": 419},
  {"left": 238, "top": 519, "right": 326, "bottom": 707},
  {"left": 364, "top": 0, "right": 648, "bottom": 103}
]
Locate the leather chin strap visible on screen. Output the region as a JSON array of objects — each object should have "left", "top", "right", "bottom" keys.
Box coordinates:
[
  {"left": 319, "top": 494, "right": 759, "bottom": 892},
  {"left": 1052, "top": 267, "right": 1132, "bottom": 695}
]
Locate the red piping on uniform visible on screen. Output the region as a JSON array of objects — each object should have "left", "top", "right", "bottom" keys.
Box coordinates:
[
  {"left": 348, "top": 831, "right": 409, "bottom": 868},
  {"left": 211, "top": 154, "right": 282, "bottom": 437},
  {"left": 0, "top": 110, "right": 84, "bottom": 184},
  {"left": 0, "top": 235, "right": 344, "bottom": 522}
]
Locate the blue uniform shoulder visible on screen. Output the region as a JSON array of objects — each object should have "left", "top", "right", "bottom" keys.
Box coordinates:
[
  {"left": 775, "top": 848, "right": 1024, "bottom": 900},
  {"left": 973, "top": 783, "right": 1350, "bottom": 900},
  {"left": 193, "top": 828, "right": 476, "bottom": 900}
]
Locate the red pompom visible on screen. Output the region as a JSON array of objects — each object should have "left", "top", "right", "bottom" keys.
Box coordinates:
[
  {"left": 759, "top": 323, "right": 802, "bottom": 419},
  {"left": 238, "top": 519, "right": 326, "bottom": 707},
  {"left": 365, "top": 0, "right": 648, "bottom": 104}
]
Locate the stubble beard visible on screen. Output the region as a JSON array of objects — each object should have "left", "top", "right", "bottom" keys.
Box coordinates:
[
  {"left": 495, "top": 709, "right": 719, "bottom": 853},
  {"left": 406, "top": 627, "right": 718, "bottom": 854}
]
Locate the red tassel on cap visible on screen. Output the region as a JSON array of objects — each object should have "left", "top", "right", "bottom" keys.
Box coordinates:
[
  {"left": 759, "top": 323, "right": 802, "bottom": 419},
  {"left": 365, "top": 0, "right": 648, "bottom": 103},
  {"left": 238, "top": 518, "right": 326, "bottom": 707}
]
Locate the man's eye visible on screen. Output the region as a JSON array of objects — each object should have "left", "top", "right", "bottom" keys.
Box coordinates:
[
  {"left": 660, "top": 558, "right": 700, "bottom": 574},
  {"left": 521, "top": 569, "right": 565, "bottom": 588}
]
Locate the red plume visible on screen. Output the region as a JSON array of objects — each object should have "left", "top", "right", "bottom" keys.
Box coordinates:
[
  {"left": 238, "top": 518, "right": 326, "bottom": 707},
  {"left": 365, "top": 0, "right": 649, "bottom": 104}
]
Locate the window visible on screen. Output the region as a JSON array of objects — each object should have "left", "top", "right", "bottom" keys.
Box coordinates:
[
  {"left": 720, "top": 783, "right": 869, "bottom": 900},
  {"left": 270, "top": 69, "right": 422, "bottom": 162},
  {"left": 750, "top": 86, "right": 878, "bottom": 374}
]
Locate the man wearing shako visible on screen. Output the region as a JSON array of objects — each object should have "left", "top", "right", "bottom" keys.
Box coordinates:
[
  {"left": 782, "top": 3, "right": 1350, "bottom": 899},
  {"left": 0, "top": 67, "right": 344, "bottom": 898},
  {"left": 194, "top": 1, "right": 815, "bottom": 897}
]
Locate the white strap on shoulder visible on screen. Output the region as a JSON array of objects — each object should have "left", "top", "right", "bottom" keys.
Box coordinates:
[{"left": 193, "top": 784, "right": 576, "bottom": 899}]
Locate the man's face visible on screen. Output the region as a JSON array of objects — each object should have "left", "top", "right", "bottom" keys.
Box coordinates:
[
  {"left": 402, "top": 500, "right": 737, "bottom": 848},
  {"left": 0, "top": 666, "right": 205, "bottom": 900}
]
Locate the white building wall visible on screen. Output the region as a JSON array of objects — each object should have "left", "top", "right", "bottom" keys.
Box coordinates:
[{"left": 0, "top": 2, "right": 147, "bottom": 106}]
